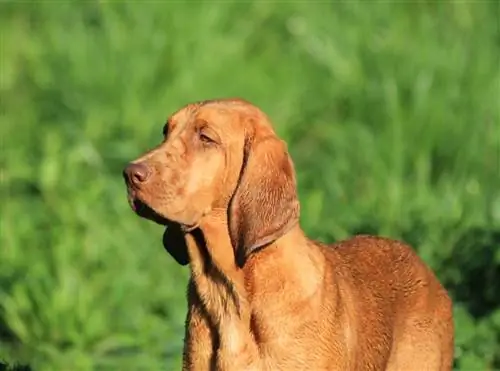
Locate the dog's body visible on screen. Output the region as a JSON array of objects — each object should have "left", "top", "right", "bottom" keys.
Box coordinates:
[
  {"left": 182, "top": 230, "right": 453, "bottom": 371},
  {"left": 123, "top": 98, "right": 454, "bottom": 370}
]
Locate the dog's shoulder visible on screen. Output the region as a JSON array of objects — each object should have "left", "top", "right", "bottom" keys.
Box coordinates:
[
  {"left": 321, "top": 234, "right": 418, "bottom": 261},
  {"left": 317, "top": 234, "right": 433, "bottom": 290}
]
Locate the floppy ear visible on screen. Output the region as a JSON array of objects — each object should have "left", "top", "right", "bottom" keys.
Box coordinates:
[
  {"left": 229, "top": 129, "right": 300, "bottom": 265},
  {"left": 162, "top": 224, "right": 189, "bottom": 265}
]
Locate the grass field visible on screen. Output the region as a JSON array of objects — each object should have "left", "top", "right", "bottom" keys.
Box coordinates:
[{"left": 1, "top": 1, "right": 499, "bottom": 370}]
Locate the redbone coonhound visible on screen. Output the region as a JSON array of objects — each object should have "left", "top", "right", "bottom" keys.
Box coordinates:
[{"left": 123, "top": 98, "right": 454, "bottom": 371}]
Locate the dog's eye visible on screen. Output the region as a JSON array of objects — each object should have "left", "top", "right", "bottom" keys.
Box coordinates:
[
  {"left": 198, "top": 128, "right": 218, "bottom": 145},
  {"left": 199, "top": 132, "right": 214, "bottom": 143}
]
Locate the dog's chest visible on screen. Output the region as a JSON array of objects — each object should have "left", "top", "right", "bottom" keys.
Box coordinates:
[
  {"left": 249, "top": 300, "right": 348, "bottom": 369},
  {"left": 248, "top": 284, "right": 330, "bottom": 348}
]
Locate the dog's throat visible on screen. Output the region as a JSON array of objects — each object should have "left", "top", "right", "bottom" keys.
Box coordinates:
[{"left": 186, "top": 229, "right": 247, "bottom": 321}]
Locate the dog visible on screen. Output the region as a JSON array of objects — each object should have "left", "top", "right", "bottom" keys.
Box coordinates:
[{"left": 123, "top": 98, "right": 454, "bottom": 370}]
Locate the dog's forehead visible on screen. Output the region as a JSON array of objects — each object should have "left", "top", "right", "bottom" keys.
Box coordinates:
[
  {"left": 167, "top": 103, "right": 199, "bottom": 127},
  {"left": 166, "top": 100, "right": 275, "bottom": 138},
  {"left": 196, "top": 106, "right": 242, "bottom": 128}
]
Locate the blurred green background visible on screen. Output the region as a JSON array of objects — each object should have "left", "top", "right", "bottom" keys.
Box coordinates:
[{"left": 1, "top": 1, "right": 499, "bottom": 370}]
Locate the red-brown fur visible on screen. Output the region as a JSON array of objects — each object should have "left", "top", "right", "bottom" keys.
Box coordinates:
[{"left": 123, "top": 98, "right": 454, "bottom": 370}]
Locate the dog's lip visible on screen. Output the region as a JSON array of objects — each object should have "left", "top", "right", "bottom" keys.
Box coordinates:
[
  {"left": 127, "top": 192, "right": 198, "bottom": 231},
  {"left": 127, "top": 193, "right": 170, "bottom": 226},
  {"left": 181, "top": 223, "right": 199, "bottom": 233}
]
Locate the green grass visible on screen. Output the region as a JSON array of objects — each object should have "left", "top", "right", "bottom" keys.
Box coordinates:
[{"left": 1, "top": 1, "right": 499, "bottom": 370}]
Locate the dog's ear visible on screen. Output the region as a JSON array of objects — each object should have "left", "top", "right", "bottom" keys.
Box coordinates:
[
  {"left": 229, "top": 126, "right": 300, "bottom": 266},
  {"left": 162, "top": 225, "right": 189, "bottom": 265}
]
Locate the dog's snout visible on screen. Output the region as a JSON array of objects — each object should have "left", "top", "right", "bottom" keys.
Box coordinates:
[{"left": 123, "top": 162, "right": 150, "bottom": 186}]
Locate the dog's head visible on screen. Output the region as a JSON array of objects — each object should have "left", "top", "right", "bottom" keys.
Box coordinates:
[{"left": 123, "top": 98, "right": 300, "bottom": 266}]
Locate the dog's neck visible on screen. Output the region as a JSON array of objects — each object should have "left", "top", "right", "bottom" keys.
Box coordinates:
[
  {"left": 191, "top": 210, "right": 240, "bottom": 276},
  {"left": 185, "top": 211, "right": 318, "bottom": 319},
  {"left": 243, "top": 225, "right": 325, "bottom": 304},
  {"left": 184, "top": 212, "right": 263, "bottom": 368},
  {"left": 185, "top": 210, "right": 247, "bottom": 321}
]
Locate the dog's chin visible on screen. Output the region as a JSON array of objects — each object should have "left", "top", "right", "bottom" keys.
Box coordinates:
[
  {"left": 129, "top": 198, "right": 172, "bottom": 226},
  {"left": 128, "top": 196, "right": 199, "bottom": 233}
]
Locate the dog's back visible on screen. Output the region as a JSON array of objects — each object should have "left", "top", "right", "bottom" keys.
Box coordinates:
[{"left": 324, "top": 235, "right": 454, "bottom": 370}]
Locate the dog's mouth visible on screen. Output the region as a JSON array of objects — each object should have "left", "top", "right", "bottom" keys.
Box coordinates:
[
  {"left": 128, "top": 196, "right": 170, "bottom": 226},
  {"left": 127, "top": 193, "right": 198, "bottom": 232}
]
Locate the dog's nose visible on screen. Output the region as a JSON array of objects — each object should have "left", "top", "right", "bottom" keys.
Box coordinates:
[{"left": 123, "top": 162, "right": 150, "bottom": 185}]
